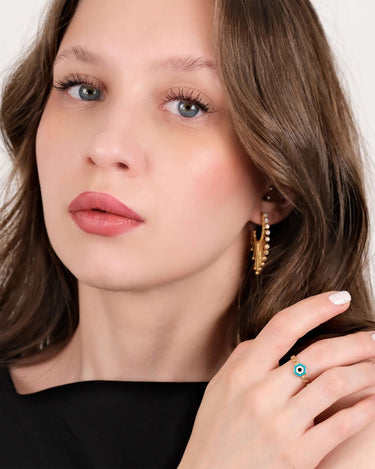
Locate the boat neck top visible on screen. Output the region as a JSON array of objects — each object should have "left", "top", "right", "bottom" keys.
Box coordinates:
[{"left": 0, "top": 367, "right": 209, "bottom": 468}]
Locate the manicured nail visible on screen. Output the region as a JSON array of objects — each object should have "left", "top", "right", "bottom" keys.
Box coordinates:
[
  {"left": 328, "top": 291, "right": 351, "bottom": 306},
  {"left": 371, "top": 333, "right": 375, "bottom": 342}
]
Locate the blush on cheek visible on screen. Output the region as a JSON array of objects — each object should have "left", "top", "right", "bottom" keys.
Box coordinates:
[{"left": 191, "top": 151, "right": 253, "bottom": 212}]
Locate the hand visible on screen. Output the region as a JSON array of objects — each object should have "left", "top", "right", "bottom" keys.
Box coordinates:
[{"left": 177, "top": 291, "right": 375, "bottom": 469}]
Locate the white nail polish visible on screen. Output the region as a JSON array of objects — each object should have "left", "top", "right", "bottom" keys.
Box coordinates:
[
  {"left": 328, "top": 291, "right": 351, "bottom": 306},
  {"left": 371, "top": 333, "right": 375, "bottom": 342}
]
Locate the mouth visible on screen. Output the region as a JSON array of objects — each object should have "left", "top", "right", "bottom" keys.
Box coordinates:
[
  {"left": 68, "top": 191, "right": 144, "bottom": 237},
  {"left": 68, "top": 191, "right": 145, "bottom": 221}
]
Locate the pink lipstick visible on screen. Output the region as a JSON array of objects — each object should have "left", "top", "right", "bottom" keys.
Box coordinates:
[{"left": 68, "top": 191, "right": 144, "bottom": 237}]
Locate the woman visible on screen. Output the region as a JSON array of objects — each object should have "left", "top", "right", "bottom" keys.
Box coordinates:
[{"left": 1, "top": 0, "right": 375, "bottom": 467}]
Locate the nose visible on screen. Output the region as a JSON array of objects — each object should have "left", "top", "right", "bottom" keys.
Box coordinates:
[{"left": 83, "top": 103, "right": 146, "bottom": 176}]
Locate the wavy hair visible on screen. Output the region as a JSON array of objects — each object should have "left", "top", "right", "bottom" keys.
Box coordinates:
[{"left": 0, "top": 0, "right": 374, "bottom": 367}]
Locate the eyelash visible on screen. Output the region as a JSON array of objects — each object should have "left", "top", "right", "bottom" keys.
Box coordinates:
[
  {"left": 53, "top": 73, "right": 102, "bottom": 95},
  {"left": 52, "top": 73, "right": 215, "bottom": 115},
  {"left": 161, "top": 88, "right": 214, "bottom": 114}
]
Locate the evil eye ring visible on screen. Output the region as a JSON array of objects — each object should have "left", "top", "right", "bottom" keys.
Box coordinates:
[{"left": 290, "top": 355, "right": 309, "bottom": 385}]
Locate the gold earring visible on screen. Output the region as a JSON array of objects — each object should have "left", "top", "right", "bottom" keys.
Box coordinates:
[{"left": 250, "top": 213, "right": 271, "bottom": 275}]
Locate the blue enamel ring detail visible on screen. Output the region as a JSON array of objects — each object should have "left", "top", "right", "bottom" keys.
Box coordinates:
[
  {"left": 294, "top": 363, "right": 306, "bottom": 377},
  {"left": 290, "top": 355, "right": 309, "bottom": 385}
]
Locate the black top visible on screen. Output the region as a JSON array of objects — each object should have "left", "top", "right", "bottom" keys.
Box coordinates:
[{"left": 0, "top": 367, "right": 208, "bottom": 469}]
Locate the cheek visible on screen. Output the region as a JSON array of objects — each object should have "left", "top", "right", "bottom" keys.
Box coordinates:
[
  {"left": 36, "top": 112, "right": 56, "bottom": 207},
  {"left": 36, "top": 96, "right": 81, "bottom": 199},
  {"left": 36, "top": 99, "right": 65, "bottom": 180},
  {"left": 35, "top": 97, "right": 81, "bottom": 250},
  {"left": 186, "top": 141, "right": 261, "bottom": 221},
  {"left": 195, "top": 157, "right": 244, "bottom": 203}
]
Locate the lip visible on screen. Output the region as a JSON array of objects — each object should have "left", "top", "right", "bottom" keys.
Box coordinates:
[{"left": 68, "top": 191, "right": 144, "bottom": 237}]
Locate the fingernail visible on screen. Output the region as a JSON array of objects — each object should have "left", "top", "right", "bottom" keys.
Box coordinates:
[
  {"left": 371, "top": 333, "right": 375, "bottom": 342},
  {"left": 328, "top": 291, "right": 351, "bottom": 305}
]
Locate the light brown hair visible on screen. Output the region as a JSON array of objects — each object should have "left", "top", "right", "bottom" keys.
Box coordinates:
[{"left": 1, "top": 0, "right": 374, "bottom": 368}]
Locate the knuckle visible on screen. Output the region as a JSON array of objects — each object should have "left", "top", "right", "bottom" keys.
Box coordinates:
[
  {"left": 268, "top": 313, "right": 287, "bottom": 334},
  {"left": 357, "top": 331, "right": 375, "bottom": 355},
  {"left": 233, "top": 339, "right": 252, "bottom": 357},
  {"left": 360, "top": 361, "right": 375, "bottom": 382},
  {"left": 278, "top": 447, "right": 296, "bottom": 468},
  {"left": 224, "top": 363, "right": 248, "bottom": 392},
  {"left": 269, "top": 312, "right": 298, "bottom": 338},
  {"left": 323, "top": 368, "right": 346, "bottom": 396},
  {"left": 335, "top": 413, "right": 353, "bottom": 437},
  {"left": 215, "top": 341, "right": 252, "bottom": 383},
  {"left": 363, "top": 395, "right": 375, "bottom": 416},
  {"left": 309, "top": 340, "right": 331, "bottom": 363}
]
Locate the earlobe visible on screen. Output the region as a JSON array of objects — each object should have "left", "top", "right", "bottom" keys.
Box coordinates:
[
  {"left": 250, "top": 186, "right": 295, "bottom": 275},
  {"left": 251, "top": 186, "right": 295, "bottom": 225},
  {"left": 262, "top": 185, "right": 295, "bottom": 225}
]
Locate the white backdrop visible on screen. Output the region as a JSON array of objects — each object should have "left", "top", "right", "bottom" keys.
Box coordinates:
[{"left": 0, "top": 1, "right": 374, "bottom": 289}]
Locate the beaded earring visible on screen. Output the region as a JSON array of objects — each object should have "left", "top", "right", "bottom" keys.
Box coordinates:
[{"left": 250, "top": 212, "right": 270, "bottom": 275}]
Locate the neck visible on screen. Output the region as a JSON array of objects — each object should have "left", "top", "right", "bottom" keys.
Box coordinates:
[
  {"left": 66, "top": 274, "right": 236, "bottom": 382},
  {"left": 10, "top": 236, "right": 248, "bottom": 393}
]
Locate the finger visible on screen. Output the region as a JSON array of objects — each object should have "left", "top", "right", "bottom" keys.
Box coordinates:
[
  {"left": 252, "top": 291, "right": 352, "bottom": 370},
  {"left": 276, "top": 330, "right": 375, "bottom": 396},
  {"left": 287, "top": 362, "right": 375, "bottom": 435},
  {"left": 297, "top": 394, "right": 375, "bottom": 468}
]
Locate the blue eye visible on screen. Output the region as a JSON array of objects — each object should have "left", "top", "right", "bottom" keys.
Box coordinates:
[
  {"left": 53, "top": 74, "right": 103, "bottom": 101},
  {"left": 164, "top": 100, "right": 202, "bottom": 118},
  {"left": 70, "top": 84, "right": 101, "bottom": 101},
  {"left": 178, "top": 101, "right": 200, "bottom": 118},
  {"left": 163, "top": 88, "right": 214, "bottom": 119}
]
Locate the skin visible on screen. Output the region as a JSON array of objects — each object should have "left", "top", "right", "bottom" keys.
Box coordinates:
[
  {"left": 8, "top": 1, "right": 375, "bottom": 466},
  {"left": 11, "top": 0, "right": 290, "bottom": 391},
  {"left": 177, "top": 294, "right": 375, "bottom": 468}
]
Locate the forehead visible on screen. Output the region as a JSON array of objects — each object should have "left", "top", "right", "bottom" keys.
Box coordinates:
[{"left": 59, "top": 0, "right": 215, "bottom": 65}]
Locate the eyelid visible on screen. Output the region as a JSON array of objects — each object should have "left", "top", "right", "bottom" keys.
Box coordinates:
[
  {"left": 161, "top": 87, "right": 215, "bottom": 115},
  {"left": 53, "top": 72, "right": 105, "bottom": 99}
]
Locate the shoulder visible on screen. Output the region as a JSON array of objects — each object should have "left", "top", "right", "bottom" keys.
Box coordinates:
[
  {"left": 7, "top": 347, "right": 68, "bottom": 394},
  {"left": 316, "top": 385, "right": 375, "bottom": 468}
]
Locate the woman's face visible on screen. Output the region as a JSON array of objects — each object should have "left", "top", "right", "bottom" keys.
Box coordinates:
[{"left": 36, "top": 0, "right": 266, "bottom": 290}]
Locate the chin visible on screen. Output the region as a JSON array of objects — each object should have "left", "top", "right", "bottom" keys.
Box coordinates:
[
  {"left": 72, "top": 264, "right": 171, "bottom": 293},
  {"left": 72, "top": 265, "right": 145, "bottom": 292}
]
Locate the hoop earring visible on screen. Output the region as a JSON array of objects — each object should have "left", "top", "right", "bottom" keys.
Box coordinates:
[{"left": 250, "top": 213, "right": 270, "bottom": 275}]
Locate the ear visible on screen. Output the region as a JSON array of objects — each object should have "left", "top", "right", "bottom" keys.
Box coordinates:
[{"left": 251, "top": 186, "right": 295, "bottom": 226}]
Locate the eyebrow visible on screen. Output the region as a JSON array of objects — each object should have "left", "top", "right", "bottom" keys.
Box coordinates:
[
  {"left": 151, "top": 55, "right": 217, "bottom": 73},
  {"left": 54, "top": 46, "right": 103, "bottom": 66},
  {"left": 54, "top": 46, "right": 217, "bottom": 74}
]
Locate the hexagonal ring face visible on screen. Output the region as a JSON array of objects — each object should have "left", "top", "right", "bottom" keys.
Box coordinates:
[{"left": 294, "top": 363, "right": 306, "bottom": 377}]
